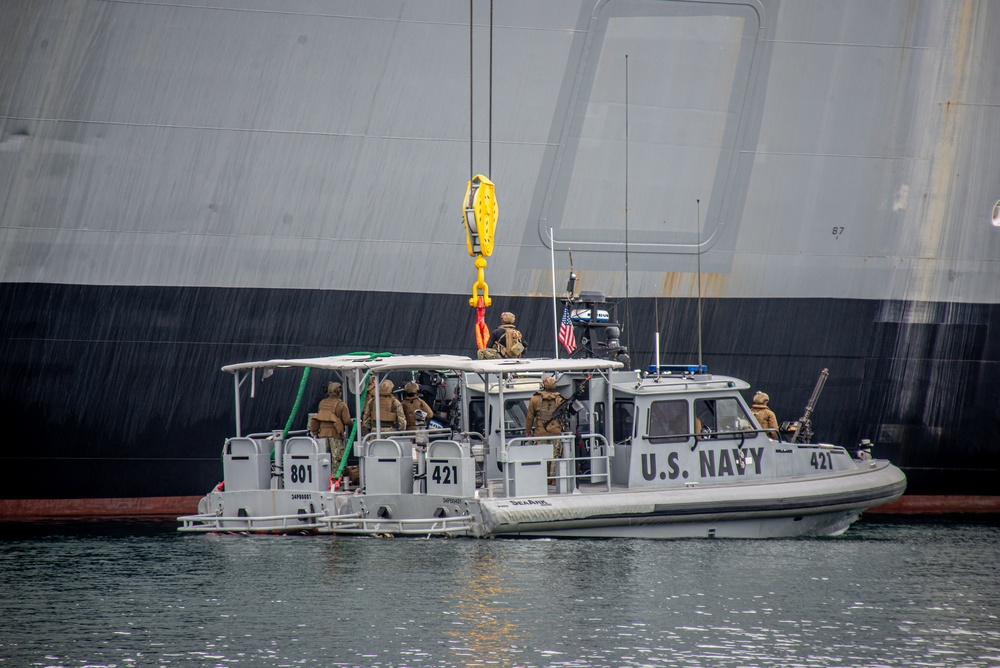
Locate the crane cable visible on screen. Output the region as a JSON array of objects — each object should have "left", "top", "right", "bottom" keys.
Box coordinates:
[{"left": 466, "top": 0, "right": 497, "bottom": 350}]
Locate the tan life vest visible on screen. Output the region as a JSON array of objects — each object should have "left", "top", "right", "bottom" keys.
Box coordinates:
[
  {"left": 315, "top": 397, "right": 346, "bottom": 438},
  {"left": 402, "top": 396, "right": 432, "bottom": 430},
  {"left": 498, "top": 326, "right": 524, "bottom": 358},
  {"left": 533, "top": 391, "right": 563, "bottom": 435},
  {"left": 378, "top": 394, "right": 400, "bottom": 426}
]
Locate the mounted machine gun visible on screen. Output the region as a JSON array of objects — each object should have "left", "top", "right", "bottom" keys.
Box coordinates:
[
  {"left": 780, "top": 368, "right": 829, "bottom": 444},
  {"left": 544, "top": 375, "right": 592, "bottom": 431}
]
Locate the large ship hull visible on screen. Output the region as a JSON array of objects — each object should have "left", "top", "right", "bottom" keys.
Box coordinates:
[{"left": 2, "top": 1, "right": 998, "bottom": 515}]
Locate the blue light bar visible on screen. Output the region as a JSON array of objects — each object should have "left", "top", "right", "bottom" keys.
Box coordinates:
[{"left": 648, "top": 364, "right": 708, "bottom": 374}]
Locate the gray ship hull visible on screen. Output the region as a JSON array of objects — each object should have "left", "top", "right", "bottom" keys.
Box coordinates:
[{"left": 2, "top": 1, "right": 998, "bottom": 513}]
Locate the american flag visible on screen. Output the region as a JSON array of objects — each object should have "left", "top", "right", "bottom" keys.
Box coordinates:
[{"left": 558, "top": 305, "right": 577, "bottom": 355}]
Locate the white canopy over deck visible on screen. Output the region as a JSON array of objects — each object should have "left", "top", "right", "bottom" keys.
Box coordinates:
[{"left": 222, "top": 354, "right": 623, "bottom": 376}]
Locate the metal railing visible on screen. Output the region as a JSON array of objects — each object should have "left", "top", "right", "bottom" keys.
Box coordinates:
[
  {"left": 319, "top": 512, "right": 473, "bottom": 537},
  {"left": 178, "top": 509, "right": 325, "bottom": 533},
  {"left": 501, "top": 433, "right": 613, "bottom": 494},
  {"left": 358, "top": 427, "right": 454, "bottom": 451}
]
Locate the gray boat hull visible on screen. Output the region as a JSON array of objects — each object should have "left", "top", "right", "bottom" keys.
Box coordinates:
[
  {"left": 286, "top": 462, "right": 905, "bottom": 540},
  {"left": 181, "top": 457, "right": 904, "bottom": 539},
  {"left": 475, "top": 460, "right": 906, "bottom": 538}
]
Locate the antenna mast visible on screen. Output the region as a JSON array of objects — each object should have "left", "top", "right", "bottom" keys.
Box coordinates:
[
  {"left": 696, "top": 198, "right": 703, "bottom": 371},
  {"left": 624, "top": 54, "right": 633, "bottom": 356}
]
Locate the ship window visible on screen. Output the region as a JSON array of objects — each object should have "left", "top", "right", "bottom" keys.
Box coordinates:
[
  {"left": 468, "top": 399, "right": 485, "bottom": 437},
  {"left": 612, "top": 399, "right": 634, "bottom": 444},
  {"left": 504, "top": 399, "right": 528, "bottom": 436},
  {"left": 648, "top": 400, "right": 688, "bottom": 443},
  {"left": 594, "top": 401, "right": 606, "bottom": 437},
  {"left": 694, "top": 397, "right": 751, "bottom": 439}
]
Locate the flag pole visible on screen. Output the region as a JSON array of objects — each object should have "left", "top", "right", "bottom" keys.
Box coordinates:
[{"left": 550, "top": 227, "right": 559, "bottom": 358}]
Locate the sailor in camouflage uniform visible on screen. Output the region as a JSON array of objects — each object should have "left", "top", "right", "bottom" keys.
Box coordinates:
[
  {"left": 751, "top": 391, "right": 780, "bottom": 440},
  {"left": 309, "top": 382, "right": 354, "bottom": 467},
  {"left": 525, "top": 376, "right": 565, "bottom": 481},
  {"left": 362, "top": 379, "right": 406, "bottom": 433},
  {"left": 478, "top": 311, "right": 525, "bottom": 359},
  {"left": 401, "top": 381, "right": 434, "bottom": 431}
]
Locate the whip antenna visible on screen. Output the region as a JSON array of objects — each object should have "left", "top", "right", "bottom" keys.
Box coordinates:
[
  {"left": 696, "top": 198, "right": 703, "bottom": 371},
  {"left": 624, "top": 54, "right": 633, "bottom": 356}
]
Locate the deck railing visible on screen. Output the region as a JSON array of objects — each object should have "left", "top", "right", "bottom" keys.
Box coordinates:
[
  {"left": 178, "top": 509, "right": 325, "bottom": 533},
  {"left": 319, "top": 512, "right": 473, "bottom": 537}
]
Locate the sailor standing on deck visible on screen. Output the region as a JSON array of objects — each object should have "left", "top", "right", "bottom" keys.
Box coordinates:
[
  {"left": 310, "top": 382, "right": 354, "bottom": 466},
  {"left": 525, "top": 376, "right": 566, "bottom": 482},
  {"left": 751, "top": 391, "right": 780, "bottom": 441},
  {"left": 362, "top": 379, "right": 406, "bottom": 433},
  {"left": 401, "top": 382, "right": 433, "bottom": 431}
]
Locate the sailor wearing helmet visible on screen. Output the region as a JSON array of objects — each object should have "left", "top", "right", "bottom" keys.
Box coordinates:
[
  {"left": 309, "top": 382, "right": 354, "bottom": 465},
  {"left": 480, "top": 311, "right": 525, "bottom": 359},
  {"left": 525, "top": 376, "right": 566, "bottom": 481},
  {"left": 751, "top": 391, "right": 780, "bottom": 441},
  {"left": 362, "top": 379, "right": 406, "bottom": 433},
  {"left": 401, "top": 381, "right": 433, "bottom": 431}
]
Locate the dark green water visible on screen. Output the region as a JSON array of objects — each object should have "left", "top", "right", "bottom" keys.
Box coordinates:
[{"left": 1, "top": 516, "right": 997, "bottom": 667}]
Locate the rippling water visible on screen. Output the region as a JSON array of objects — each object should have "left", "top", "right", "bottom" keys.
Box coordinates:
[{"left": 1, "top": 516, "right": 998, "bottom": 668}]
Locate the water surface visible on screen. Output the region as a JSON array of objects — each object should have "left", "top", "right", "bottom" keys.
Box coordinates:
[{"left": 1, "top": 516, "right": 997, "bottom": 667}]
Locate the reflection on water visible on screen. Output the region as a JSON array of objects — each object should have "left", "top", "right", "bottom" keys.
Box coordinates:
[
  {"left": 0, "top": 516, "right": 998, "bottom": 667},
  {"left": 445, "top": 542, "right": 525, "bottom": 668}
]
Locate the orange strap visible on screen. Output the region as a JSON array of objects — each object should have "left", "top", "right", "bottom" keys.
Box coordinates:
[{"left": 475, "top": 296, "right": 489, "bottom": 349}]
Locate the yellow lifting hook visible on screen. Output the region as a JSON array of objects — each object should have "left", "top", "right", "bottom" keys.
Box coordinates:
[{"left": 463, "top": 174, "right": 498, "bottom": 307}]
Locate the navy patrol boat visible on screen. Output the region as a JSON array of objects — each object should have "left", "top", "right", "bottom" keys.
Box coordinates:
[{"left": 178, "top": 350, "right": 906, "bottom": 538}]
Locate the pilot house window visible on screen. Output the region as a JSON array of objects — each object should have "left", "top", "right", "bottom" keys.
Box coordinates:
[
  {"left": 468, "top": 399, "right": 485, "bottom": 436},
  {"left": 612, "top": 400, "right": 634, "bottom": 444},
  {"left": 694, "top": 398, "right": 752, "bottom": 438},
  {"left": 504, "top": 399, "right": 528, "bottom": 435},
  {"left": 648, "top": 400, "right": 689, "bottom": 443}
]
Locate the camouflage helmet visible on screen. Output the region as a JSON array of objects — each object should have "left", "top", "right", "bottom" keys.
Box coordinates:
[
  {"left": 501, "top": 311, "right": 516, "bottom": 325},
  {"left": 541, "top": 376, "right": 557, "bottom": 390},
  {"left": 326, "top": 381, "right": 342, "bottom": 395},
  {"left": 753, "top": 391, "right": 769, "bottom": 405},
  {"left": 379, "top": 379, "right": 394, "bottom": 394},
  {"left": 404, "top": 381, "right": 419, "bottom": 394}
]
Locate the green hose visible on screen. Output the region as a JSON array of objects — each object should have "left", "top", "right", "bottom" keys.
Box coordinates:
[
  {"left": 270, "top": 352, "right": 393, "bottom": 466},
  {"left": 333, "top": 351, "right": 393, "bottom": 481},
  {"left": 335, "top": 370, "right": 371, "bottom": 480},
  {"left": 273, "top": 366, "right": 312, "bottom": 459},
  {"left": 282, "top": 366, "right": 312, "bottom": 441},
  {"left": 263, "top": 351, "right": 394, "bottom": 482}
]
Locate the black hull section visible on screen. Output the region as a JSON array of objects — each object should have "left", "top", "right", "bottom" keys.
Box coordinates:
[{"left": 2, "top": 283, "right": 998, "bottom": 499}]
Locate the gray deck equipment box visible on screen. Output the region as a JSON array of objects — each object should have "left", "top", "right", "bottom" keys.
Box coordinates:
[
  {"left": 364, "top": 439, "right": 414, "bottom": 495},
  {"left": 223, "top": 437, "right": 271, "bottom": 491},
  {"left": 505, "top": 442, "right": 552, "bottom": 498},
  {"left": 283, "top": 437, "right": 332, "bottom": 491},
  {"left": 426, "top": 440, "right": 475, "bottom": 497}
]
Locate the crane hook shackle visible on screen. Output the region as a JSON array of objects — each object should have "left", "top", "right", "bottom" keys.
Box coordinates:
[
  {"left": 470, "top": 256, "right": 491, "bottom": 307},
  {"left": 464, "top": 174, "right": 498, "bottom": 345}
]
